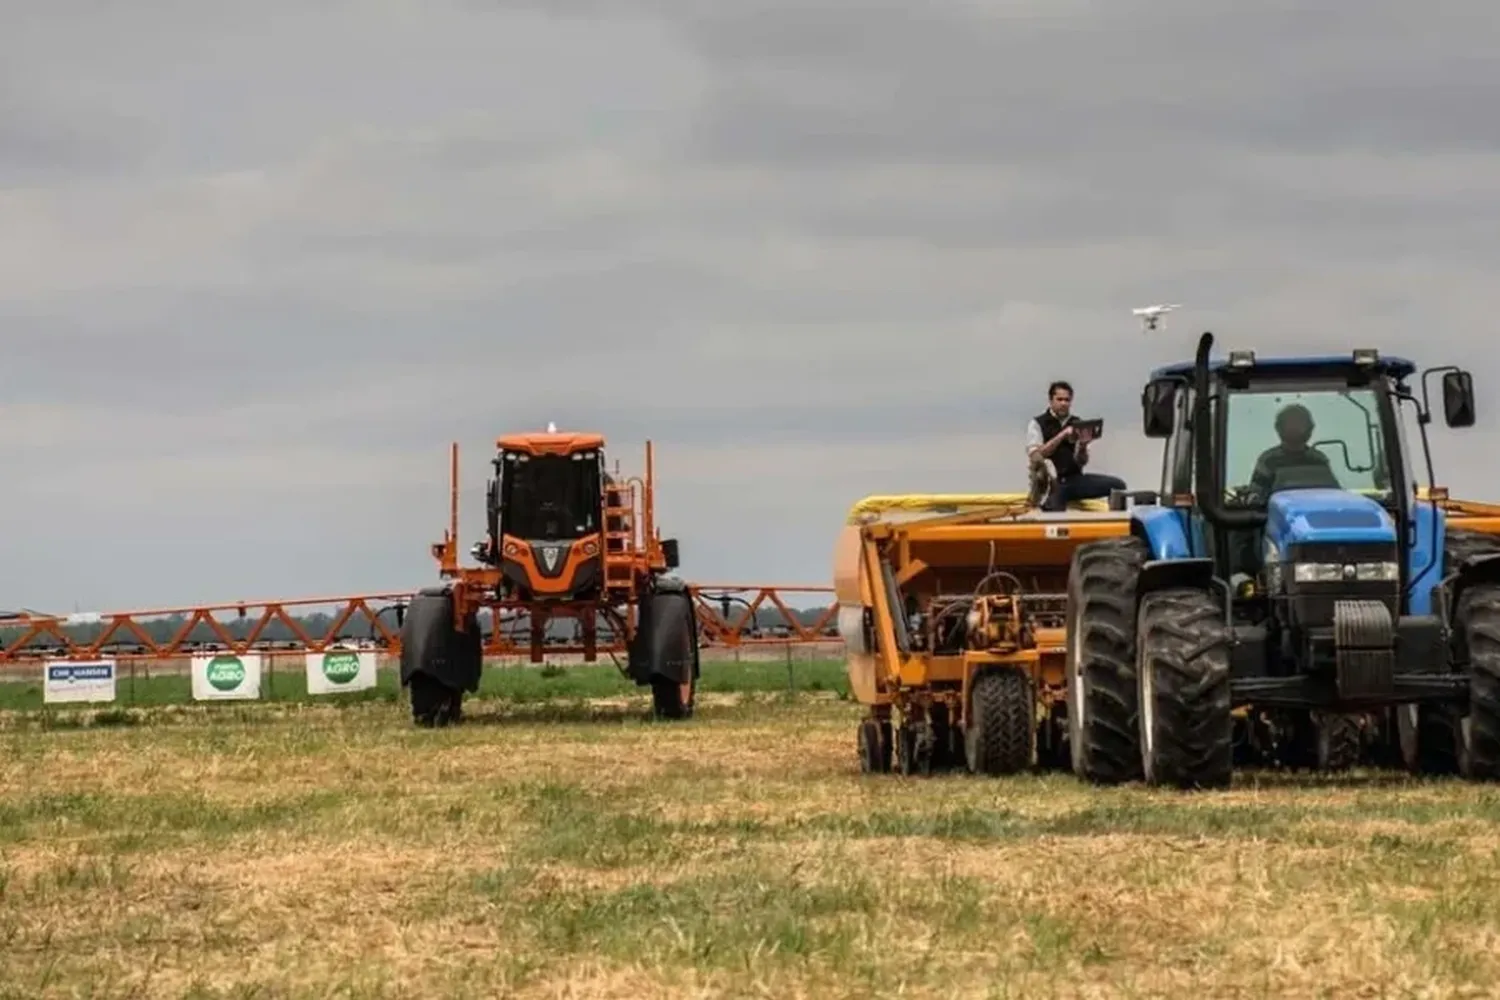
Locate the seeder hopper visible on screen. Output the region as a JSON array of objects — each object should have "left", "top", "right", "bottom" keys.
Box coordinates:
[{"left": 833, "top": 491, "right": 1156, "bottom": 775}]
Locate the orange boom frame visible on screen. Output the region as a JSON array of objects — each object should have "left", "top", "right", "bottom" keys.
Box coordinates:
[{"left": 399, "top": 429, "right": 706, "bottom": 726}]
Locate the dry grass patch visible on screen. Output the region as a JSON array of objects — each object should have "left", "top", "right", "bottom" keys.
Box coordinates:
[{"left": 4, "top": 695, "right": 1500, "bottom": 997}]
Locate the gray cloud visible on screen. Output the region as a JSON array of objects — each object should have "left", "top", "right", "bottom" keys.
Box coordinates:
[{"left": 1, "top": 1, "right": 1498, "bottom": 611}]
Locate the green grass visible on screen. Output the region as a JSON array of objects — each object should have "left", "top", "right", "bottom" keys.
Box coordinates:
[
  {"left": 0, "top": 656, "right": 849, "bottom": 716},
  {"left": 4, "top": 688, "right": 1500, "bottom": 997}
]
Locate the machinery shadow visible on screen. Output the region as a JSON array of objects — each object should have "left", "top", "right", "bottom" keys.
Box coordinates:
[
  {"left": 1229, "top": 767, "right": 1448, "bottom": 790},
  {"left": 438, "top": 701, "right": 707, "bottom": 729}
]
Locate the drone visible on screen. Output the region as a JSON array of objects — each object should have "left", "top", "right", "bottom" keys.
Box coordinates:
[{"left": 1132, "top": 303, "right": 1180, "bottom": 331}]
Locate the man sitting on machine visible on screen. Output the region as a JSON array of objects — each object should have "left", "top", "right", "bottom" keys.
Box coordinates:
[
  {"left": 1248, "top": 403, "right": 1341, "bottom": 496},
  {"left": 1026, "top": 380, "right": 1127, "bottom": 511}
]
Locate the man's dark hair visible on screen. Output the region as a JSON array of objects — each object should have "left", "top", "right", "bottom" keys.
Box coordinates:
[
  {"left": 1275, "top": 403, "right": 1314, "bottom": 445},
  {"left": 1048, "top": 380, "right": 1073, "bottom": 399}
]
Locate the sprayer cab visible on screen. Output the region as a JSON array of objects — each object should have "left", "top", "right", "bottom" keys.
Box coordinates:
[
  {"left": 468, "top": 432, "right": 620, "bottom": 601},
  {"left": 1065, "top": 333, "right": 1500, "bottom": 789}
]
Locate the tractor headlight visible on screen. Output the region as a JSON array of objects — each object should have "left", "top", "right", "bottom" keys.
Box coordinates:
[{"left": 1292, "top": 561, "right": 1399, "bottom": 584}]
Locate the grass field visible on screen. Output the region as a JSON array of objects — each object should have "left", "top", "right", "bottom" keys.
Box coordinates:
[{"left": 4, "top": 663, "right": 1500, "bottom": 998}]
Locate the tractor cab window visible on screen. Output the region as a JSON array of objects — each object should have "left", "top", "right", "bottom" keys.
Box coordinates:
[
  {"left": 499, "top": 451, "right": 602, "bottom": 541},
  {"left": 1223, "top": 384, "right": 1394, "bottom": 504}
]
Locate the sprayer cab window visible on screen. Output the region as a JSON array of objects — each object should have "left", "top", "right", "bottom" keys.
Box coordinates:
[{"left": 1224, "top": 386, "right": 1395, "bottom": 502}]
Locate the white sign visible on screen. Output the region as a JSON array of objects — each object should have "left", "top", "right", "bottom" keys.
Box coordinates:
[
  {"left": 305, "top": 649, "right": 378, "bottom": 695},
  {"left": 190, "top": 652, "right": 263, "bottom": 701},
  {"left": 43, "top": 660, "right": 117, "bottom": 704}
]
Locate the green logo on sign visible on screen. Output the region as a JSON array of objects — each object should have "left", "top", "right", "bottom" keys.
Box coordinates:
[
  {"left": 205, "top": 655, "right": 245, "bottom": 691},
  {"left": 322, "top": 651, "right": 361, "bottom": 685}
]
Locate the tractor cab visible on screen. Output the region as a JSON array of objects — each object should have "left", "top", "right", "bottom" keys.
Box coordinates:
[
  {"left": 1139, "top": 348, "right": 1477, "bottom": 607},
  {"left": 479, "top": 430, "right": 610, "bottom": 601}
]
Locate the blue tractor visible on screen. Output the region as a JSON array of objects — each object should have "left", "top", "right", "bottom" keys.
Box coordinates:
[{"left": 1064, "top": 331, "right": 1500, "bottom": 788}]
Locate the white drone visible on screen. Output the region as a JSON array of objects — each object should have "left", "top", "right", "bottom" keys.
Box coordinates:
[{"left": 1132, "top": 303, "right": 1180, "bottom": 332}]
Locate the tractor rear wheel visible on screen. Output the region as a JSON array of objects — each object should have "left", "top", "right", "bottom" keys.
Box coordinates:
[
  {"left": 965, "top": 667, "right": 1034, "bottom": 775},
  {"left": 1398, "top": 703, "right": 1461, "bottom": 775},
  {"left": 1066, "top": 536, "right": 1149, "bottom": 784},
  {"left": 1457, "top": 583, "right": 1500, "bottom": 780},
  {"left": 1400, "top": 530, "right": 1500, "bottom": 775},
  {"left": 1136, "top": 588, "right": 1233, "bottom": 790},
  {"left": 1446, "top": 527, "right": 1500, "bottom": 569}
]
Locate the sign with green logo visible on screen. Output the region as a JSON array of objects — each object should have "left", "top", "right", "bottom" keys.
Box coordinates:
[
  {"left": 304, "top": 649, "right": 377, "bottom": 695},
  {"left": 206, "top": 655, "right": 245, "bottom": 691},
  {"left": 191, "top": 653, "right": 263, "bottom": 701},
  {"left": 322, "top": 651, "right": 361, "bottom": 684}
]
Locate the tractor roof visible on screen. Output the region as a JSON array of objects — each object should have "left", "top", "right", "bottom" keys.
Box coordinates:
[
  {"left": 1149, "top": 353, "right": 1417, "bottom": 382},
  {"left": 496, "top": 432, "right": 605, "bottom": 455}
]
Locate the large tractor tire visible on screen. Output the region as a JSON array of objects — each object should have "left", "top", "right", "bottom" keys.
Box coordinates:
[
  {"left": 1136, "top": 588, "right": 1233, "bottom": 790},
  {"left": 1456, "top": 583, "right": 1500, "bottom": 780},
  {"left": 1445, "top": 527, "right": 1500, "bottom": 568},
  {"left": 965, "top": 667, "right": 1035, "bottom": 776},
  {"left": 399, "top": 588, "right": 482, "bottom": 728},
  {"left": 1066, "top": 535, "right": 1149, "bottom": 784},
  {"left": 1400, "top": 530, "right": 1500, "bottom": 775},
  {"left": 631, "top": 578, "right": 700, "bottom": 720}
]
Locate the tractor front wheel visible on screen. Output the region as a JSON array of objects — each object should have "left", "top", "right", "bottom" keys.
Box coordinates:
[{"left": 1136, "top": 588, "right": 1233, "bottom": 790}]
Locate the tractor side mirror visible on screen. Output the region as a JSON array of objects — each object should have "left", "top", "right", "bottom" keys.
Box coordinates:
[
  {"left": 1442, "top": 370, "right": 1476, "bottom": 428},
  {"left": 1141, "top": 379, "right": 1177, "bottom": 438},
  {"left": 661, "top": 538, "right": 681, "bottom": 570}
]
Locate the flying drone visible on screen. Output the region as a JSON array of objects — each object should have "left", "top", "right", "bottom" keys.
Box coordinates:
[{"left": 1132, "top": 303, "right": 1180, "bottom": 331}]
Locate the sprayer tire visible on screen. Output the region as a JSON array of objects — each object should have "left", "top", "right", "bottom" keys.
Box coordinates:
[
  {"left": 1136, "top": 588, "right": 1233, "bottom": 790},
  {"left": 651, "top": 676, "right": 695, "bottom": 720},
  {"left": 410, "top": 673, "right": 460, "bottom": 728},
  {"left": 1066, "top": 535, "right": 1149, "bottom": 784}
]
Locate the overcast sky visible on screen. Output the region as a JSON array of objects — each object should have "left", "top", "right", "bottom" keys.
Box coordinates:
[{"left": 2, "top": 1, "right": 1498, "bottom": 613}]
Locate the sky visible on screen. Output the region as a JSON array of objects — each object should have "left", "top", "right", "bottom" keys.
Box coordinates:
[{"left": 2, "top": 1, "right": 1498, "bottom": 614}]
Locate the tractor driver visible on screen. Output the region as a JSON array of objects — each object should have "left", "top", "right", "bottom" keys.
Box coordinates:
[
  {"left": 1248, "top": 403, "right": 1339, "bottom": 495},
  {"left": 1026, "top": 380, "right": 1127, "bottom": 511}
]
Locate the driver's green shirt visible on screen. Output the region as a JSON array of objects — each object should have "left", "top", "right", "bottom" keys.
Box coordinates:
[{"left": 1249, "top": 444, "right": 1337, "bottom": 493}]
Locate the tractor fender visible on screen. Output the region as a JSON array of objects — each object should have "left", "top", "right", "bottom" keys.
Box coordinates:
[
  {"left": 1134, "top": 557, "right": 1216, "bottom": 612},
  {"left": 628, "top": 578, "right": 701, "bottom": 686},
  {"left": 398, "top": 590, "right": 483, "bottom": 693},
  {"left": 1130, "top": 506, "right": 1194, "bottom": 561}
]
